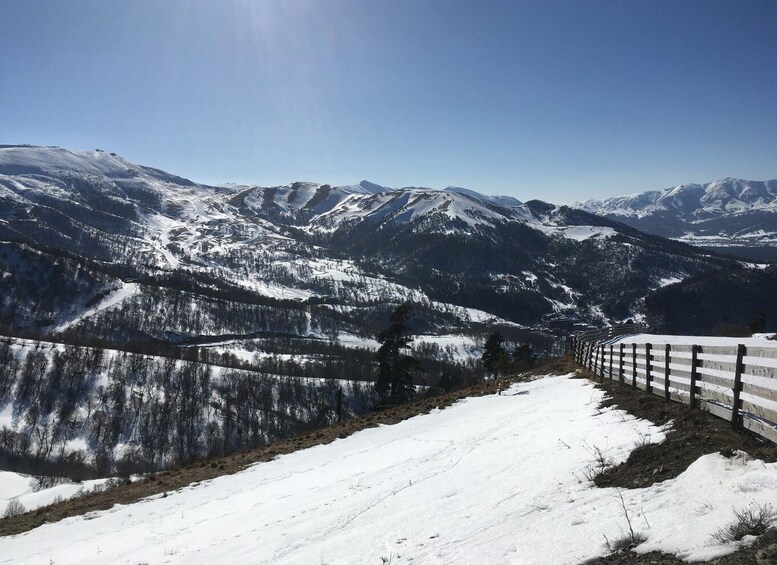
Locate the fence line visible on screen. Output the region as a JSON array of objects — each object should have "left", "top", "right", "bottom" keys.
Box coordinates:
[{"left": 572, "top": 325, "right": 777, "bottom": 444}]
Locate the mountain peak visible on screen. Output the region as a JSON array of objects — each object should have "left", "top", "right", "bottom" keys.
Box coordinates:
[{"left": 357, "top": 180, "right": 389, "bottom": 194}]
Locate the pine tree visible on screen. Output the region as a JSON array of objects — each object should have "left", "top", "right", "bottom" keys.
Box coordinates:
[
  {"left": 481, "top": 332, "right": 505, "bottom": 378},
  {"left": 749, "top": 309, "right": 766, "bottom": 334},
  {"left": 437, "top": 371, "right": 460, "bottom": 392},
  {"left": 375, "top": 303, "right": 421, "bottom": 405},
  {"left": 512, "top": 343, "right": 537, "bottom": 371}
]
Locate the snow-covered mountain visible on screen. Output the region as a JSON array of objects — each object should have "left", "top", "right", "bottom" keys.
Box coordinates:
[
  {"left": 578, "top": 178, "right": 777, "bottom": 261},
  {"left": 0, "top": 145, "right": 737, "bottom": 344}
]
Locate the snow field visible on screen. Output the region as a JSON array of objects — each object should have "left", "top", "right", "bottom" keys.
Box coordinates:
[
  {"left": 0, "top": 472, "right": 113, "bottom": 517},
  {"left": 3, "top": 375, "right": 776, "bottom": 563},
  {"left": 531, "top": 224, "right": 617, "bottom": 241}
]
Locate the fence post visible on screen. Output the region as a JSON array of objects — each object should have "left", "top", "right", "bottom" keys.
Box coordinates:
[
  {"left": 609, "top": 344, "right": 614, "bottom": 380},
  {"left": 731, "top": 344, "right": 746, "bottom": 430},
  {"left": 588, "top": 343, "right": 596, "bottom": 372},
  {"left": 618, "top": 343, "right": 624, "bottom": 385},
  {"left": 587, "top": 343, "right": 593, "bottom": 371},
  {"left": 599, "top": 345, "right": 605, "bottom": 382},
  {"left": 571, "top": 336, "right": 576, "bottom": 360},
  {"left": 664, "top": 343, "right": 671, "bottom": 402},
  {"left": 645, "top": 343, "right": 652, "bottom": 393},
  {"left": 689, "top": 344, "right": 699, "bottom": 409},
  {"left": 631, "top": 343, "right": 637, "bottom": 388}
]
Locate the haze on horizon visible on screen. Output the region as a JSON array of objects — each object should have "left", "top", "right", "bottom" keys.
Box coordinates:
[{"left": 1, "top": 0, "right": 776, "bottom": 203}]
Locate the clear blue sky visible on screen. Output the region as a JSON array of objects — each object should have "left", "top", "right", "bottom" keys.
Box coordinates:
[{"left": 1, "top": 0, "right": 776, "bottom": 202}]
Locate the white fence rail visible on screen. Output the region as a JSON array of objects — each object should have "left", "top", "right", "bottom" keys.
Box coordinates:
[{"left": 573, "top": 329, "right": 777, "bottom": 444}]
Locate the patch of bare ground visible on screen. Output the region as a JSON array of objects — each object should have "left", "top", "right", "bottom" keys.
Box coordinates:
[
  {"left": 589, "top": 528, "right": 777, "bottom": 564},
  {"left": 580, "top": 366, "right": 777, "bottom": 564},
  {"left": 586, "top": 369, "right": 776, "bottom": 489},
  {"left": 0, "top": 361, "right": 575, "bottom": 538}
]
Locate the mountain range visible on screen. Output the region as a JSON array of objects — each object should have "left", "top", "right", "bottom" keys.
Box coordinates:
[
  {"left": 0, "top": 145, "right": 774, "bottom": 352},
  {"left": 579, "top": 178, "right": 777, "bottom": 262}
]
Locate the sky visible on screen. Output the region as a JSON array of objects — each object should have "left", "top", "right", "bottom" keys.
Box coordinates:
[{"left": 1, "top": 0, "right": 776, "bottom": 203}]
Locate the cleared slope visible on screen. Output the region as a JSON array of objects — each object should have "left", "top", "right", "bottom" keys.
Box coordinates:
[{"left": 2, "top": 375, "right": 776, "bottom": 564}]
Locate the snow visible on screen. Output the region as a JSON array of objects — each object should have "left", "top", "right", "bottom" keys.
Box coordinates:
[
  {"left": 311, "top": 188, "right": 532, "bottom": 232},
  {"left": 2, "top": 375, "right": 775, "bottom": 564},
  {"left": 337, "top": 332, "right": 381, "bottom": 350},
  {"left": 411, "top": 334, "right": 480, "bottom": 361},
  {"left": 428, "top": 301, "right": 522, "bottom": 327},
  {"left": 557, "top": 225, "right": 617, "bottom": 241},
  {"left": 243, "top": 280, "right": 314, "bottom": 301},
  {"left": 144, "top": 213, "right": 183, "bottom": 268},
  {"left": 613, "top": 333, "right": 777, "bottom": 348},
  {"left": 0, "top": 146, "right": 136, "bottom": 178},
  {"left": 578, "top": 179, "right": 777, "bottom": 219},
  {"left": 0, "top": 472, "right": 112, "bottom": 517},
  {"left": 55, "top": 282, "right": 140, "bottom": 332},
  {"left": 445, "top": 186, "right": 522, "bottom": 208},
  {"left": 533, "top": 224, "right": 617, "bottom": 241},
  {"left": 657, "top": 276, "right": 683, "bottom": 287},
  {"left": 0, "top": 403, "right": 12, "bottom": 428},
  {"left": 632, "top": 451, "right": 777, "bottom": 560}
]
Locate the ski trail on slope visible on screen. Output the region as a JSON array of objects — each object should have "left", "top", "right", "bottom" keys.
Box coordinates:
[{"left": 55, "top": 282, "right": 139, "bottom": 332}]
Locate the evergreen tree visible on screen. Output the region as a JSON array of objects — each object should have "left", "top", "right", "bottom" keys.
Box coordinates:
[
  {"left": 512, "top": 343, "right": 537, "bottom": 371},
  {"left": 481, "top": 332, "right": 505, "bottom": 378},
  {"left": 437, "top": 371, "right": 460, "bottom": 392},
  {"left": 375, "top": 303, "right": 421, "bottom": 405},
  {"left": 749, "top": 309, "right": 767, "bottom": 334}
]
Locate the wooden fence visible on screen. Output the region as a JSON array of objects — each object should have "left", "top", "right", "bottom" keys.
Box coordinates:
[{"left": 573, "top": 327, "right": 777, "bottom": 444}]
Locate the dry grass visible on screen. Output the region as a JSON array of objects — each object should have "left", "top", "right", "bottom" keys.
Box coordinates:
[{"left": 713, "top": 504, "right": 776, "bottom": 543}]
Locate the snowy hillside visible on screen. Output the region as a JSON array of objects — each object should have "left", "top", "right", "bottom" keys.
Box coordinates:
[
  {"left": 578, "top": 178, "right": 777, "bottom": 261},
  {"left": 2, "top": 375, "right": 775, "bottom": 564},
  {"left": 0, "top": 471, "right": 115, "bottom": 517},
  {"left": 0, "top": 336, "right": 376, "bottom": 475}
]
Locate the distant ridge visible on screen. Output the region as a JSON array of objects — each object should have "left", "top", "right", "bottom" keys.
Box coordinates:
[{"left": 577, "top": 178, "right": 777, "bottom": 261}]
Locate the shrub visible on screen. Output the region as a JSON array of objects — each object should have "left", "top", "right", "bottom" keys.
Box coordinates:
[
  {"left": 605, "top": 531, "right": 648, "bottom": 552},
  {"left": 3, "top": 499, "right": 26, "bottom": 518},
  {"left": 713, "top": 503, "right": 776, "bottom": 543}
]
